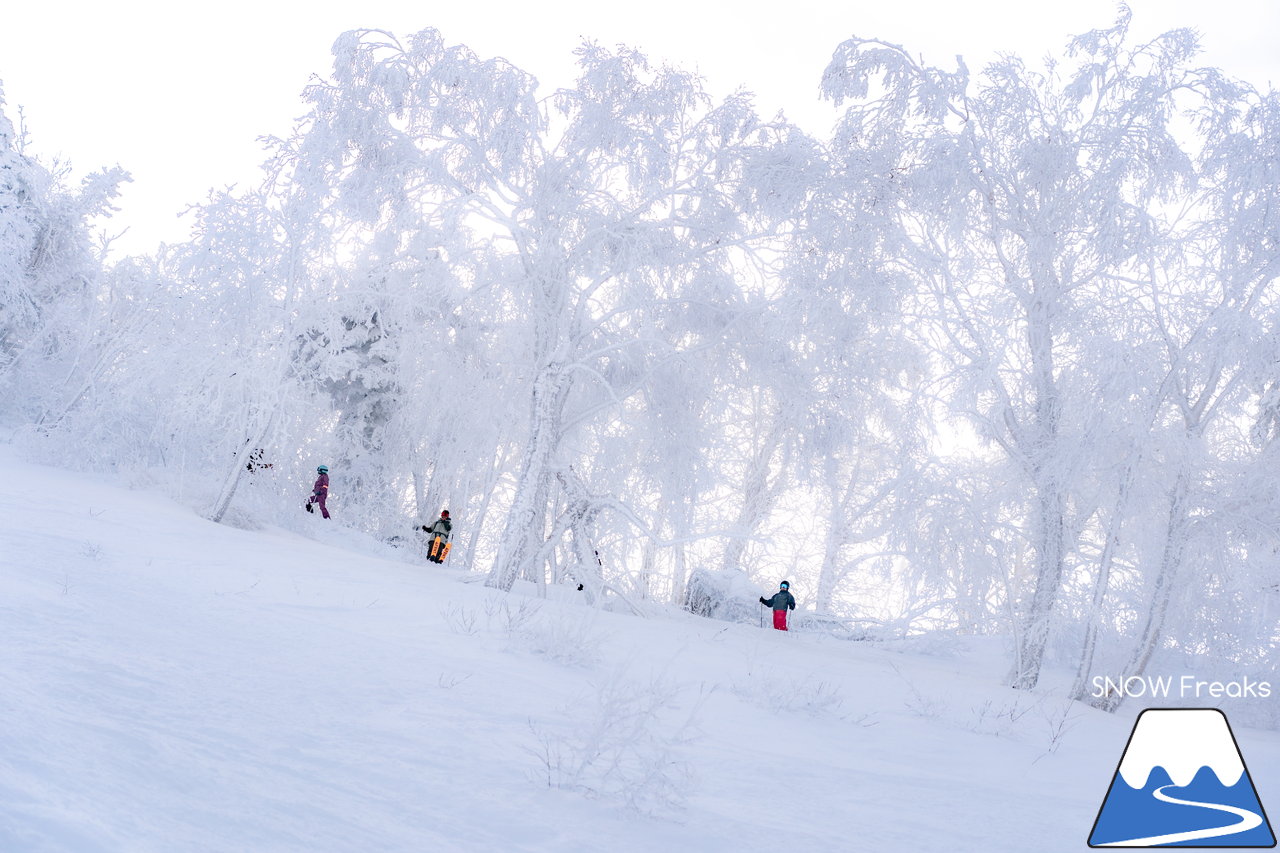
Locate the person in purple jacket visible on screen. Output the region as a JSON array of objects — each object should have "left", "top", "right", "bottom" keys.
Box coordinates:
[{"left": 305, "top": 465, "right": 330, "bottom": 519}]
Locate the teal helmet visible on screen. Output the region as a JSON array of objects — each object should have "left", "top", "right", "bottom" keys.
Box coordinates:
[{"left": 317, "top": 465, "right": 329, "bottom": 474}]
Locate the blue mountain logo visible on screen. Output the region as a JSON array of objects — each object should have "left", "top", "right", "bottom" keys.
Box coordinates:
[{"left": 1089, "top": 708, "right": 1276, "bottom": 847}]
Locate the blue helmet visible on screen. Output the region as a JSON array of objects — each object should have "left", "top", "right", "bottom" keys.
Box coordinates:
[{"left": 317, "top": 465, "right": 329, "bottom": 474}]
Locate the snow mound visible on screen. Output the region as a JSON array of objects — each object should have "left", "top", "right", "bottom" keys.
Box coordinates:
[{"left": 682, "top": 566, "right": 763, "bottom": 623}]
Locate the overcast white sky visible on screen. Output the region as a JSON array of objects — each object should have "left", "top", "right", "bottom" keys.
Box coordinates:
[{"left": 2, "top": 0, "right": 1277, "bottom": 256}]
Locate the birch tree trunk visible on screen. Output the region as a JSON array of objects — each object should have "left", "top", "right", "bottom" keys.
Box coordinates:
[
  {"left": 486, "top": 364, "right": 573, "bottom": 590},
  {"left": 815, "top": 470, "right": 863, "bottom": 611},
  {"left": 667, "top": 491, "right": 694, "bottom": 606},
  {"left": 210, "top": 407, "right": 277, "bottom": 525},
  {"left": 1070, "top": 453, "right": 1141, "bottom": 701},
  {"left": 1092, "top": 471, "right": 1192, "bottom": 711},
  {"left": 1009, "top": 287, "right": 1068, "bottom": 688},
  {"left": 722, "top": 420, "right": 786, "bottom": 574}
]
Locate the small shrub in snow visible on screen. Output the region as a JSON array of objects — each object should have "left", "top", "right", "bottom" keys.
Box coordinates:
[
  {"left": 513, "top": 612, "right": 606, "bottom": 668},
  {"left": 1038, "top": 700, "right": 1083, "bottom": 760},
  {"left": 481, "top": 591, "right": 505, "bottom": 625},
  {"left": 527, "top": 673, "right": 702, "bottom": 814},
  {"left": 492, "top": 597, "right": 542, "bottom": 635},
  {"left": 732, "top": 673, "right": 846, "bottom": 718},
  {"left": 966, "top": 697, "right": 1038, "bottom": 738},
  {"left": 788, "top": 611, "right": 879, "bottom": 642},
  {"left": 440, "top": 605, "right": 478, "bottom": 635},
  {"left": 890, "top": 663, "right": 947, "bottom": 719}
]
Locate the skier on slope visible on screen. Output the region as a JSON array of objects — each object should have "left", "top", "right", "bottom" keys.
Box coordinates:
[
  {"left": 760, "top": 580, "right": 796, "bottom": 631},
  {"left": 420, "top": 510, "right": 452, "bottom": 563},
  {"left": 305, "top": 465, "right": 331, "bottom": 519}
]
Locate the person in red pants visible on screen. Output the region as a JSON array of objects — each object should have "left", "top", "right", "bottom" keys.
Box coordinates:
[
  {"left": 305, "top": 465, "right": 330, "bottom": 519},
  {"left": 760, "top": 580, "right": 796, "bottom": 630}
]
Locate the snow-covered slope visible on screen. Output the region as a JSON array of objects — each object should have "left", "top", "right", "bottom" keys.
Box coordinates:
[{"left": 3, "top": 448, "right": 1278, "bottom": 852}]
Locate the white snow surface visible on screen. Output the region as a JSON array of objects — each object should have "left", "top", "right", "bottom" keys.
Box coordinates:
[
  {"left": 1118, "top": 709, "right": 1246, "bottom": 789},
  {"left": 3, "top": 447, "right": 1279, "bottom": 852}
]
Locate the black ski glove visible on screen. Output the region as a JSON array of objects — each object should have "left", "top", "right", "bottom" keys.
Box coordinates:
[{"left": 759, "top": 596, "right": 768, "bottom": 605}]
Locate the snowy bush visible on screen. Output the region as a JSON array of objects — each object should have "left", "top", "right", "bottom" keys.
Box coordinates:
[
  {"left": 1039, "top": 700, "right": 1083, "bottom": 759},
  {"left": 485, "top": 595, "right": 542, "bottom": 635},
  {"left": 966, "top": 697, "right": 1038, "bottom": 738},
  {"left": 788, "top": 611, "right": 878, "bottom": 641},
  {"left": 511, "top": 611, "right": 607, "bottom": 669},
  {"left": 527, "top": 673, "right": 702, "bottom": 814},
  {"left": 890, "top": 663, "right": 947, "bottom": 719},
  {"left": 682, "top": 567, "right": 762, "bottom": 625},
  {"left": 440, "top": 604, "right": 479, "bottom": 636},
  {"left": 732, "top": 673, "right": 846, "bottom": 718},
  {"left": 962, "top": 697, "right": 1083, "bottom": 755}
]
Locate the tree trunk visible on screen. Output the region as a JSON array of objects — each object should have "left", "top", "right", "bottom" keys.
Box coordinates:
[
  {"left": 722, "top": 421, "right": 785, "bottom": 574},
  {"left": 210, "top": 409, "right": 276, "bottom": 524},
  {"left": 563, "top": 471, "right": 601, "bottom": 572},
  {"left": 665, "top": 490, "right": 694, "bottom": 606},
  {"left": 1009, "top": 290, "right": 1066, "bottom": 690},
  {"left": 486, "top": 364, "right": 573, "bottom": 590},
  {"left": 1092, "top": 472, "right": 1191, "bottom": 712},
  {"left": 639, "top": 539, "right": 655, "bottom": 601},
  {"left": 461, "top": 442, "right": 512, "bottom": 573},
  {"left": 568, "top": 511, "right": 603, "bottom": 604},
  {"left": 1070, "top": 455, "right": 1139, "bottom": 701},
  {"left": 816, "top": 473, "right": 858, "bottom": 611},
  {"left": 519, "top": 471, "right": 554, "bottom": 584},
  {"left": 412, "top": 463, "right": 428, "bottom": 522},
  {"left": 1010, "top": 482, "right": 1067, "bottom": 689}
]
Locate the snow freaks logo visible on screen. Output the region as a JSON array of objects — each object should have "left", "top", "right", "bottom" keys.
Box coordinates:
[
  {"left": 1090, "top": 676, "right": 1272, "bottom": 701},
  {"left": 1088, "top": 709, "right": 1276, "bottom": 848}
]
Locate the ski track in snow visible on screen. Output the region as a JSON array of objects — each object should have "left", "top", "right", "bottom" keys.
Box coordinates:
[{"left": 3, "top": 448, "right": 1280, "bottom": 852}]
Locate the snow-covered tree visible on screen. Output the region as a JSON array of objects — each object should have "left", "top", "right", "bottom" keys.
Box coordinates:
[
  {"left": 0, "top": 84, "right": 127, "bottom": 428},
  {"left": 295, "top": 30, "right": 821, "bottom": 590},
  {"left": 821, "top": 8, "right": 1230, "bottom": 688},
  {"left": 1079, "top": 78, "right": 1280, "bottom": 709}
]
